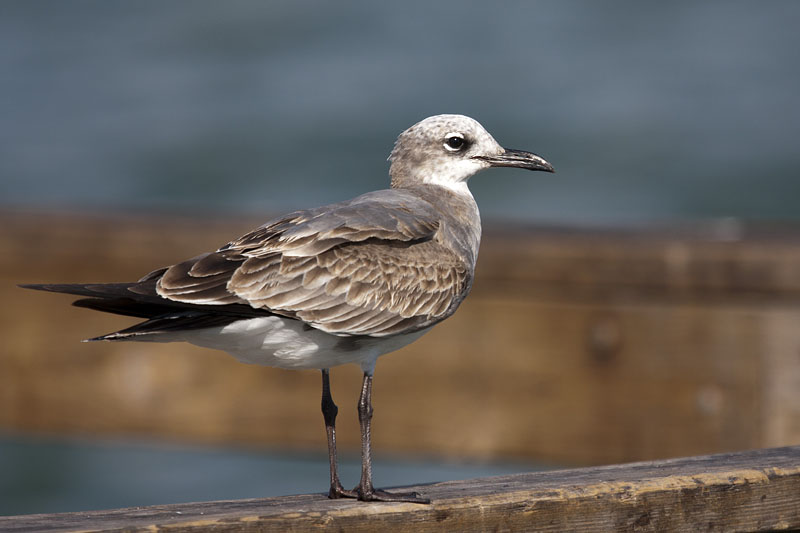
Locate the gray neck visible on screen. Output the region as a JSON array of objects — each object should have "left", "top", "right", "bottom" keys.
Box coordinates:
[{"left": 396, "top": 182, "right": 482, "bottom": 270}]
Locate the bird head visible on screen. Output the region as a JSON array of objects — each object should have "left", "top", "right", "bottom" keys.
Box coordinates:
[{"left": 389, "top": 114, "right": 554, "bottom": 191}]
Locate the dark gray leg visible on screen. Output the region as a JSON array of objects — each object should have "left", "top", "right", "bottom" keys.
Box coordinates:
[
  {"left": 321, "top": 368, "right": 356, "bottom": 499},
  {"left": 354, "top": 372, "right": 430, "bottom": 503}
]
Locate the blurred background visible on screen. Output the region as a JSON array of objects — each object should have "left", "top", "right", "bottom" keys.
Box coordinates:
[{"left": 2, "top": 0, "right": 800, "bottom": 516}]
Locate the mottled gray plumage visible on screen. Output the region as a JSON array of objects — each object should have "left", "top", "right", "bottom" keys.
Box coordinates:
[
  {"left": 21, "top": 114, "right": 554, "bottom": 503},
  {"left": 155, "top": 188, "right": 468, "bottom": 337}
]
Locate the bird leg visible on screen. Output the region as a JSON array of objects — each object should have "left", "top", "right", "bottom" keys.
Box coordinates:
[
  {"left": 354, "top": 372, "right": 430, "bottom": 503},
  {"left": 321, "top": 368, "right": 357, "bottom": 499}
]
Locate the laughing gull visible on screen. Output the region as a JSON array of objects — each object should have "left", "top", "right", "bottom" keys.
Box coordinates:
[{"left": 21, "top": 114, "right": 554, "bottom": 503}]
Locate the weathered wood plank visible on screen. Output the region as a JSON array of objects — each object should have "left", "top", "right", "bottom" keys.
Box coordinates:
[
  {"left": 2, "top": 446, "right": 798, "bottom": 532},
  {"left": 3, "top": 211, "right": 800, "bottom": 464}
]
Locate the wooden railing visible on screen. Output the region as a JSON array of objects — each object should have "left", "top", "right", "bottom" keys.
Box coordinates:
[{"left": 2, "top": 446, "right": 798, "bottom": 532}]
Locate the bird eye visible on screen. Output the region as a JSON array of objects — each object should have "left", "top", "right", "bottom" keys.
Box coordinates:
[{"left": 444, "top": 134, "right": 466, "bottom": 152}]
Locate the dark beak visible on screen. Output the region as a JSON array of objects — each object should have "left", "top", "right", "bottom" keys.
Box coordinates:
[{"left": 475, "top": 149, "right": 555, "bottom": 173}]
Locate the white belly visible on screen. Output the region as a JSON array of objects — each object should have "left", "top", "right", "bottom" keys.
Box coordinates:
[{"left": 166, "top": 316, "right": 430, "bottom": 373}]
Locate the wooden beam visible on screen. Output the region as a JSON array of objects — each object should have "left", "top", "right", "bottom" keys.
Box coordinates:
[{"left": 2, "top": 446, "right": 798, "bottom": 532}]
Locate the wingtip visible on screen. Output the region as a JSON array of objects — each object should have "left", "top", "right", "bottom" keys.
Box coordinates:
[
  {"left": 18, "top": 283, "right": 73, "bottom": 293},
  {"left": 84, "top": 334, "right": 117, "bottom": 342}
]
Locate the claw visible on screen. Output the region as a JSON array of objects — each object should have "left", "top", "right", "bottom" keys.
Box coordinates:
[{"left": 328, "top": 482, "right": 358, "bottom": 499}]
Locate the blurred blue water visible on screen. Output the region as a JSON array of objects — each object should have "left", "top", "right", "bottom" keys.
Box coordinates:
[
  {"left": 1, "top": 1, "right": 799, "bottom": 225},
  {"left": 0, "top": 433, "right": 542, "bottom": 516}
]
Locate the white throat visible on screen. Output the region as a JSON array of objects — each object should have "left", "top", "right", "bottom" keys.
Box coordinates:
[{"left": 421, "top": 175, "right": 473, "bottom": 197}]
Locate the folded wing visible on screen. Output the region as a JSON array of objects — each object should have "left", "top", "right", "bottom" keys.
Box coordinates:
[{"left": 156, "top": 190, "right": 470, "bottom": 336}]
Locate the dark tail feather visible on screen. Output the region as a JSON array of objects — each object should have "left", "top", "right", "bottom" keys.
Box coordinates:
[
  {"left": 73, "top": 297, "right": 177, "bottom": 319},
  {"left": 19, "top": 281, "right": 159, "bottom": 300},
  {"left": 21, "top": 281, "right": 190, "bottom": 319},
  {"left": 21, "top": 281, "right": 276, "bottom": 341},
  {"left": 20, "top": 282, "right": 269, "bottom": 318},
  {"left": 87, "top": 312, "right": 242, "bottom": 341}
]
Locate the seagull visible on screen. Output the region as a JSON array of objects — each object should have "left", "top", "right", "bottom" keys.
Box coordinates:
[{"left": 21, "top": 114, "right": 554, "bottom": 504}]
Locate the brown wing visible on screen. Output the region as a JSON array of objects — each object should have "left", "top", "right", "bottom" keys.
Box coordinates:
[
  {"left": 154, "top": 190, "right": 469, "bottom": 336},
  {"left": 227, "top": 239, "right": 470, "bottom": 336}
]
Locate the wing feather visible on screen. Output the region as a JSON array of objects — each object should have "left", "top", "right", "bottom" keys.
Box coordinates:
[
  {"left": 226, "top": 239, "right": 470, "bottom": 335},
  {"left": 153, "top": 189, "right": 470, "bottom": 336}
]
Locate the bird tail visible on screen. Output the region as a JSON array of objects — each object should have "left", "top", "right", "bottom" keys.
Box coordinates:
[
  {"left": 19, "top": 282, "right": 149, "bottom": 300},
  {"left": 82, "top": 312, "right": 243, "bottom": 341},
  {"left": 20, "top": 282, "right": 168, "bottom": 319},
  {"left": 19, "top": 282, "right": 250, "bottom": 341}
]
